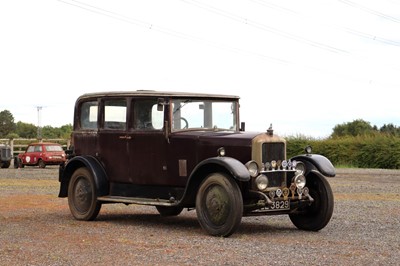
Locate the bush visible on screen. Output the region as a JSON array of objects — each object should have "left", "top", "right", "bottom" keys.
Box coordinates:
[{"left": 286, "top": 134, "right": 400, "bottom": 169}]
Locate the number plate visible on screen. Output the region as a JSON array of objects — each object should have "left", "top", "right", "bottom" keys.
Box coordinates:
[{"left": 270, "top": 200, "right": 290, "bottom": 211}]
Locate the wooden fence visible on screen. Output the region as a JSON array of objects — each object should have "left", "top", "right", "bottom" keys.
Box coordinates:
[{"left": 0, "top": 138, "right": 70, "bottom": 157}]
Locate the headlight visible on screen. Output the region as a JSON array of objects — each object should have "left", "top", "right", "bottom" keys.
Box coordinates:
[
  {"left": 217, "top": 147, "right": 225, "bottom": 157},
  {"left": 255, "top": 174, "right": 268, "bottom": 191},
  {"left": 245, "top": 160, "right": 259, "bottom": 178},
  {"left": 305, "top": 145, "right": 312, "bottom": 154},
  {"left": 293, "top": 174, "right": 306, "bottom": 189},
  {"left": 295, "top": 161, "right": 306, "bottom": 174}
]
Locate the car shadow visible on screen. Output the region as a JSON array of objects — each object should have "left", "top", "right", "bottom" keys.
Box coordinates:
[
  {"left": 92, "top": 209, "right": 299, "bottom": 236},
  {"left": 95, "top": 208, "right": 201, "bottom": 231}
]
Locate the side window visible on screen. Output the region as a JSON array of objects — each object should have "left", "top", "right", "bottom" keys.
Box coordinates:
[
  {"left": 34, "top": 145, "right": 42, "bottom": 152},
  {"left": 27, "top": 146, "right": 35, "bottom": 152},
  {"left": 80, "top": 101, "right": 98, "bottom": 130},
  {"left": 133, "top": 99, "right": 164, "bottom": 130},
  {"left": 104, "top": 99, "right": 127, "bottom": 130}
]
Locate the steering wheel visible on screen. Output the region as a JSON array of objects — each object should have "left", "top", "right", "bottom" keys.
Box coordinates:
[{"left": 181, "top": 117, "right": 189, "bottom": 129}]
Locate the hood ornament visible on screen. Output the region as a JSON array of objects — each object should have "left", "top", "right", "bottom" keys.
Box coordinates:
[{"left": 266, "top": 124, "right": 273, "bottom": 136}]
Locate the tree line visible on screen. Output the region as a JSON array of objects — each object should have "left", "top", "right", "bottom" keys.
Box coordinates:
[
  {"left": 0, "top": 110, "right": 72, "bottom": 139},
  {"left": 331, "top": 119, "right": 400, "bottom": 137}
]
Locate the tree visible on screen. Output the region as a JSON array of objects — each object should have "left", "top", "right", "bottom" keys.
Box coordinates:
[
  {"left": 331, "top": 119, "right": 377, "bottom": 137},
  {"left": 0, "top": 110, "right": 15, "bottom": 138},
  {"left": 60, "top": 124, "right": 73, "bottom": 139},
  {"left": 380, "top": 123, "right": 400, "bottom": 136},
  {"left": 41, "top": 124, "right": 72, "bottom": 139},
  {"left": 15, "top": 121, "right": 37, "bottom": 138}
]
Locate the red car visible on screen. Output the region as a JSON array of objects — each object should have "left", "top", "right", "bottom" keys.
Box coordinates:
[{"left": 15, "top": 142, "right": 66, "bottom": 168}]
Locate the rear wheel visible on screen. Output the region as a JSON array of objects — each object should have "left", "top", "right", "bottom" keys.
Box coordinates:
[
  {"left": 289, "top": 173, "right": 334, "bottom": 231},
  {"left": 0, "top": 161, "right": 10, "bottom": 168},
  {"left": 196, "top": 172, "right": 243, "bottom": 237},
  {"left": 156, "top": 206, "right": 183, "bottom": 216},
  {"left": 68, "top": 167, "right": 102, "bottom": 221}
]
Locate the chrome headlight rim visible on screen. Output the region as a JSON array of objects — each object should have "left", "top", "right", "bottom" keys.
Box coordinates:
[
  {"left": 245, "top": 160, "right": 259, "bottom": 178},
  {"left": 305, "top": 145, "right": 312, "bottom": 154},
  {"left": 217, "top": 147, "right": 226, "bottom": 157},
  {"left": 293, "top": 174, "right": 306, "bottom": 189},
  {"left": 255, "top": 174, "right": 268, "bottom": 191},
  {"left": 295, "top": 161, "right": 306, "bottom": 175}
]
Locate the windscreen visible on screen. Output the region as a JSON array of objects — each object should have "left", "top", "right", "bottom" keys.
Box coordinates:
[{"left": 171, "top": 99, "right": 238, "bottom": 131}]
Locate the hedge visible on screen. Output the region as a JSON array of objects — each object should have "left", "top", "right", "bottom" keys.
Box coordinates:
[{"left": 286, "top": 135, "right": 400, "bottom": 169}]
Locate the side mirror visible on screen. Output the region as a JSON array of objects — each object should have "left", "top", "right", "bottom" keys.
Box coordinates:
[
  {"left": 157, "top": 98, "right": 165, "bottom": 111},
  {"left": 240, "top": 122, "right": 245, "bottom": 132}
]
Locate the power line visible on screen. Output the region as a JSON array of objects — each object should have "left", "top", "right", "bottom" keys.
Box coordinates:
[
  {"left": 338, "top": 0, "right": 400, "bottom": 23},
  {"left": 181, "top": 0, "right": 348, "bottom": 54},
  {"left": 57, "top": 0, "right": 288, "bottom": 64},
  {"left": 55, "top": 0, "right": 400, "bottom": 87},
  {"left": 249, "top": 0, "right": 297, "bottom": 15},
  {"left": 251, "top": 0, "right": 400, "bottom": 47}
]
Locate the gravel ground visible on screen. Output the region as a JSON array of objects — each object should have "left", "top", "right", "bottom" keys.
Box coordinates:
[{"left": 0, "top": 166, "right": 399, "bottom": 265}]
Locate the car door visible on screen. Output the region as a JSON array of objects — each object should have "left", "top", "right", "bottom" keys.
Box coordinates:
[
  {"left": 128, "top": 98, "right": 168, "bottom": 185},
  {"left": 22, "top": 145, "right": 36, "bottom": 165},
  {"left": 97, "top": 98, "right": 130, "bottom": 183}
]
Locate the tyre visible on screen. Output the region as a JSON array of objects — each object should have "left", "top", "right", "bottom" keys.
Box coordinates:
[
  {"left": 68, "top": 167, "right": 102, "bottom": 221},
  {"left": 1, "top": 161, "right": 10, "bottom": 168},
  {"left": 156, "top": 206, "right": 184, "bottom": 216},
  {"left": 196, "top": 172, "right": 243, "bottom": 237},
  {"left": 289, "top": 173, "right": 334, "bottom": 231},
  {"left": 38, "top": 159, "right": 46, "bottom": 168},
  {"left": 13, "top": 157, "right": 22, "bottom": 168}
]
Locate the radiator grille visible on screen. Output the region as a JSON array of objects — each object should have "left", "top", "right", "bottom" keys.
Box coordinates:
[
  {"left": 262, "top": 142, "right": 285, "bottom": 163},
  {"left": 1, "top": 148, "right": 11, "bottom": 158},
  {"left": 261, "top": 142, "right": 286, "bottom": 188}
]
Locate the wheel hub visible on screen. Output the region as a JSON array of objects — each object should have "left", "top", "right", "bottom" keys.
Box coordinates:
[
  {"left": 74, "top": 178, "right": 91, "bottom": 212},
  {"left": 205, "top": 185, "right": 229, "bottom": 226}
]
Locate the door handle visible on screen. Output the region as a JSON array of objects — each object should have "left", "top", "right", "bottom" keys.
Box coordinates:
[{"left": 119, "top": 135, "right": 132, "bottom": 140}]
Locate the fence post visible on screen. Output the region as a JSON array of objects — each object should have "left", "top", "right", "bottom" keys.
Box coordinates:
[{"left": 10, "top": 139, "right": 14, "bottom": 157}]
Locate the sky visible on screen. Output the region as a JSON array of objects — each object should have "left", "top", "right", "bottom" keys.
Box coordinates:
[{"left": 1, "top": 0, "right": 399, "bottom": 138}]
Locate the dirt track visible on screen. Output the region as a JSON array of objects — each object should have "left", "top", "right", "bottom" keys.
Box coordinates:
[{"left": 1, "top": 167, "right": 399, "bottom": 265}]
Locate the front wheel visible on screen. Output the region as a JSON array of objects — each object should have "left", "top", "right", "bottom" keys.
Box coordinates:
[
  {"left": 196, "top": 172, "right": 243, "bottom": 237},
  {"left": 289, "top": 173, "right": 334, "bottom": 231},
  {"left": 14, "top": 157, "right": 22, "bottom": 168},
  {"left": 68, "top": 167, "right": 102, "bottom": 221}
]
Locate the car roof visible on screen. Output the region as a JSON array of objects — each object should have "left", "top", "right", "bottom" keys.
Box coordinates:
[
  {"left": 77, "top": 90, "right": 240, "bottom": 101},
  {"left": 29, "top": 142, "right": 62, "bottom": 145}
]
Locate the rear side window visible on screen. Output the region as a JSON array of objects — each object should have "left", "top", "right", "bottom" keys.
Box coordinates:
[
  {"left": 80, "top": 101, "right": 98, "bottom": 130},
  {"left": 104, "top": 100, "right": 127, "bottom": 130},
  {"left": 132, "top": 99, "right": 164, "bottom": 130},
  {"left": 45, "top": 145, "right": 63, "bottom": 152},
  {"left": 34, "top": 145, "right": 42, "bottom": 152}
]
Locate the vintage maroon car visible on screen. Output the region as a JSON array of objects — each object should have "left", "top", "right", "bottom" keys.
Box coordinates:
[
  {"left": 59, "top": 91, "right": 335, "bottom": 236},
  {"left": 16, "top": 142, "right": 66, "bottom": 168}
]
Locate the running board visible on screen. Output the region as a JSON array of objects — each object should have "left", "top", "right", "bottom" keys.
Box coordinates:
[{"left": 97, "top": 196, "right": 178, "bottom": 207}]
